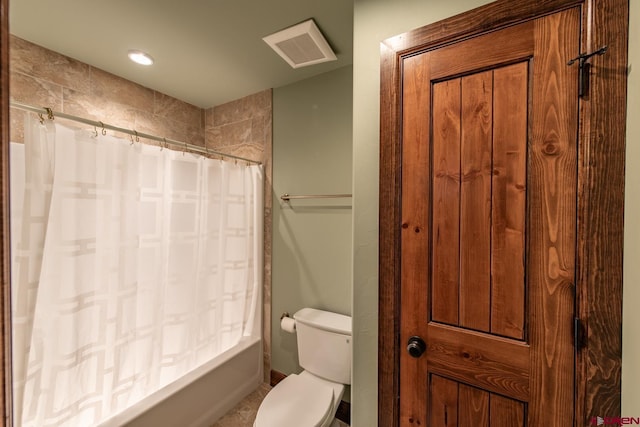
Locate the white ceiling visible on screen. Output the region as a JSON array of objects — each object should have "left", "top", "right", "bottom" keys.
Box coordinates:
[{"left": 9, "top": 0, "right": 354, "bottom": 108}]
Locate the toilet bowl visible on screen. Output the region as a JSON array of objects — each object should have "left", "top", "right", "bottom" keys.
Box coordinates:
[
  {"left": 253, "top": 308, "right": 351, "bottom": 427},
  {"left": 253, "top": 371, "right": 344, "bottom": 427}
]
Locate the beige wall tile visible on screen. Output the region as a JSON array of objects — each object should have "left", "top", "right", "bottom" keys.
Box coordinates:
[
  {"left": 9, "top": 72, "right": 64, "bottom": 142},
  {"left": 63, "top": 87, "right": 137, "bottom": 129},
  {"left": 90, "top": 67, "right": 155, "bottom": 112},
  {"left": 10, "top": 71, "right": 64, "bottom": 108},
  {"left": 134, "top": 109, "right": 185, "bottom": 144},
  {"left": 154, "top": 92, "right": 202, "bottom": 130},
  {"left": 210, "top": 90, "right": 271, "bottom": 126},
  {"left": 10, "top": 35, "right": 91, "bottom": 94},
  {"left": 185, "top": 123, "right": 205, "bottom": 147},
  {"left": 208, "top": 120, "right": 252, "bottom": 149},
  {"left": 250, "top": 114, "right": 270, "bottom": 146}
]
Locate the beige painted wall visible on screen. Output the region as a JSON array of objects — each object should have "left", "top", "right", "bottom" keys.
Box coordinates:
[
  {"left": 623, "top": 0, "right": 639, "bottom": 415},
  {"left": 352, "top": 1, "right": 636, "bottom": 425},
  {"left": 271, "top": 65, "right": 353, "bottom": 377}
]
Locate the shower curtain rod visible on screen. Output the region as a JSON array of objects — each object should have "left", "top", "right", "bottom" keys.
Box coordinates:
[{"left": 9, "top": 101, "right": 262, "bottom": 165}]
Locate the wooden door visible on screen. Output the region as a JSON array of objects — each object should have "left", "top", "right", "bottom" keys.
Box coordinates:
[{"left": 400, "top": 8, "right": 579, "bottom": 426}]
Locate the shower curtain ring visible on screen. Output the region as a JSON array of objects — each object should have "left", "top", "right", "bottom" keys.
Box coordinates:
[
  {"left": 38, "top": 113, "right": 45, "bottom": 125},
  {"left": 161, "top": 137, "right": 166, "bottom": 151},
  {"left": 134, "top": 130, "right": 139, "bottom": 143},
  {"left": 99, "top": 122, "right": 106, "bottom": 135},
  {"left": 44, "top": 107, "right": 54, "bottom": 120}
]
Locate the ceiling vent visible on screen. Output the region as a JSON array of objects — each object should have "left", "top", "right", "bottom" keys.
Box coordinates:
[{"left": 263, "top": 19, "right": 337, "bottom": 69}]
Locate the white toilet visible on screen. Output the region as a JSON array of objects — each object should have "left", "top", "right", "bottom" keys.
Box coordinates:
[{"left": 254, "top": 308, "right": 351, "bottom": 427}]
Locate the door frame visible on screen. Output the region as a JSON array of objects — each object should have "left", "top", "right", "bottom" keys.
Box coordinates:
[
  {"left": 1, "top": 0, "right": 11, "bottom": 423},
  {"left": 379, "top": 0, "right": 628, "bottom": 426}
]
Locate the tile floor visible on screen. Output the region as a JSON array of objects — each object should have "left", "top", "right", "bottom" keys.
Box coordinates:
[{"left": 210, "top": 383, "right": 349, "bottom": 427}]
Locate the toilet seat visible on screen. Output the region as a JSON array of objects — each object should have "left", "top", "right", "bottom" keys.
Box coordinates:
[{"left": 254, "top": 374, "right": 335, "bottom": 427}]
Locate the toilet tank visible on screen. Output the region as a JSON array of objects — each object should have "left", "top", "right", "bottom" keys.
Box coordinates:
[{"left": 293, "top": 308, "right": 352, "bottom": 385}]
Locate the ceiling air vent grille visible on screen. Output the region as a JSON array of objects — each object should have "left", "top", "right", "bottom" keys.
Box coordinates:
[{"left": 263, "top": 19, "right": 337, "bottom": 69}]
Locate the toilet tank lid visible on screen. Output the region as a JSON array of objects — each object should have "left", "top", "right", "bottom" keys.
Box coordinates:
[{"left": 293, "top": 308, "right": 351, "bottom": 335}]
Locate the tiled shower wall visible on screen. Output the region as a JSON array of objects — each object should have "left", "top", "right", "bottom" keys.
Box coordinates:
[
  {"left": 204, "top": 91, "right": 273, "bottom": 380},
  {"left": 8, "top": 35, "right": 273, "bottom": 382}
]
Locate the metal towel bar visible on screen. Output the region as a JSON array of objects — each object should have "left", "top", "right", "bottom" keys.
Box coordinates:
[{"left": 280, "top": 193, "right": 352, "bottom": 201}]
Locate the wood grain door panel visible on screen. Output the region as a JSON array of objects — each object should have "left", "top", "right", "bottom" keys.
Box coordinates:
[
  {"left": 426, "top": 324, "right": 530, "bottom": 401},
  {"left": 400, "top": 7, "right": 579, "bottom": 426},
  {"left": 431, "top": 61, "right": 529, "bottom": 339},
  {"left": 429, "top": 375, "right": 526, "bottom": 427}
]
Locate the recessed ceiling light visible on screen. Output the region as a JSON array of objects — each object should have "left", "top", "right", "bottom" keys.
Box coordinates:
[{"left": 128, "top": 50, "right": 154, "bottom": 66}]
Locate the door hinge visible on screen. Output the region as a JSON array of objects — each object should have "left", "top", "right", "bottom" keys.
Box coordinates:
[
  {"left": 574, "top": 317, "right": 584, "bottom": 352},
  {"left": 567, "top": 45, "right": 608, "bottom": 98}
]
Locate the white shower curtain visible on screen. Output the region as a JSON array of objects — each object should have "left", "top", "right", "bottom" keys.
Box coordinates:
[{"left": 10, "top": 115, "right": 263, "bottom": 427}]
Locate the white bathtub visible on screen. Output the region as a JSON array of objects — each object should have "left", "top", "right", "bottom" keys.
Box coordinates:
[{"left": 99, "top": 336, "right": 263, "bottom": 427}]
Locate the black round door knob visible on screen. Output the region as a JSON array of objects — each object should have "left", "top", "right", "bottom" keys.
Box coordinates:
[{"left": 407, "top": 336, "right": 426, "bottom": 358}]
